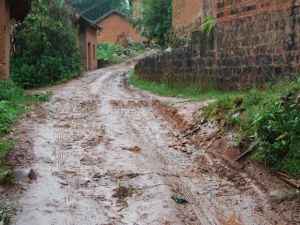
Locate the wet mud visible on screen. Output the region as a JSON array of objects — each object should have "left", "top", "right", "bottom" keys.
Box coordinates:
[{"left": 9, "top": 61, "right": 291, "bottom": 225}]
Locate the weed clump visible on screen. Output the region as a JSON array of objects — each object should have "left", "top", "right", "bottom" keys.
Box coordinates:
[
  {"left": 0, "top": 81, "right": 49, "bottom": 182},
  {"left": 203, "top": 78, "right": 300, "bottom": 178}
]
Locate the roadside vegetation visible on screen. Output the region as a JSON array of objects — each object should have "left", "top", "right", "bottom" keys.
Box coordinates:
[
  {"left": 97, "top": 42, "right": 145, "bottom": 66},
  {"left": 131, "top": 73, "right": 300, "bottom": 178},
  {"left": 11, "top": 0, "right": 82, "bottom": 88},
  {"left": 0, "top": 81, "right": 49, "bottom": 183},
  {"left": 203, "top": 78, "right": 300, "bottom": 178},
  {"left": 133, "top": 0, "right": 172, "bottom": 47},
  {"left": 130, "top": 73, "right": 242, "bottom": 101}
]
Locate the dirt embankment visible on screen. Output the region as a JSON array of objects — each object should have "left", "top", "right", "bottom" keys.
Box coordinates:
[{"left": 152, "top": 96, "right": 300, "bottom": 225}]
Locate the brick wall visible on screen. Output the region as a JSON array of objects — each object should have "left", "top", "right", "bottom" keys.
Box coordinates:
[
  {"left": 0, "top": 0, "right": 11, "bottom": 79},
  {"left": 80, "top": 24, "right": 98, "bottom": 71},
  {"left": 97, "top": 13, "right": 142, "bottom": 44},
  {"left": 136, "top": 0, "right": 300, "bottom": 90},
  {"left": 172, "top": 0, "right": 202, "bottom": 36}
]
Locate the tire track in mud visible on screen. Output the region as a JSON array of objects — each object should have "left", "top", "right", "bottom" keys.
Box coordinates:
[
  {"left": 96, "top": 69, "right": 284, "bottom": 225},
  {"left": 11, "top": 62, "right": 287, "bottom": 225}
]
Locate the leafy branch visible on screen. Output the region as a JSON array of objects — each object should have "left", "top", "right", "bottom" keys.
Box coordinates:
[{"left": 200, "top": 15, "right": 216, "bottom": 37}]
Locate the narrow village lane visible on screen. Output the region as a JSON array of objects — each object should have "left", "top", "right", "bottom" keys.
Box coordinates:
[{"left": 12, "top": 60, "right": 284, "bottom": 225}]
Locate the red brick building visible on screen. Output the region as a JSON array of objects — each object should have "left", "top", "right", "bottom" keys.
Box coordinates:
[
  {"left": 79, "top": 15, "right": 101, "bottom": 71},
  {"left": 95, "top": 10, "right": 142, "bottom": 45},
  {"left": 0, "top": 0, "right": 32, "bottom": 79}
]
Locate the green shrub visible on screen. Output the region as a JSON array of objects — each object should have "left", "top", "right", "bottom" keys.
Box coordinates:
[
  {"left": 253, "top": 89, "right": 300, "bottom": 177},
  {"left": 97, "top": 42, "right": 125, "bottom": 61},
  {"left": 97, "top": 42, "right": 145, "bottom": 65},
  {"left": 11, "top": 0, "right": 82, "bottom": 88},
  {"left": 200, "top": 15, "right": 217, "bottom": 37},
  {"left": 0, "top": 80, "right": 49, "bottom": 183},
  {"left": 203, "top": 79, "right": 300, "bottom": 178},
  {"left": 133, "top": 0, "right": 172, "bottom": 47}
]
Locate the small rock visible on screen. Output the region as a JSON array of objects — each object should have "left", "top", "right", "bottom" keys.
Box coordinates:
[
  {"left": 186, "top": 148, "right": 192, "bottom": 154},
  {"left": 28, "top": 169, "right": 37, "bottom": 180},
  {"left": 41, "top": 156, "right": 54, "bottom": 164},
  {"left": 232, "top": 112, "right": 241, "bottom": 119},
  {"left": 122, "top": 146, "right": 141, "bottom": 153},
  {"left": 92, "top": 172, "right": 103, "bottom": 179},
  {"left": 13, "top": 168, "right": 37, "bottom": 183},
  {"left": 181, "top": 147, "right": 187, "bottom": 153},
  {"left": 80, "top": 155, "right": 95, "bottom": 165},
  {"left": 269, "top": 189, "right": 286, "bottom": 202},
  {"left": 164, "top": 47, "right": 172, "bottom": 52},
  {"left": 57, "top": 179, "right": 68, "bottom": 186},
  {"left": 269, "top": 189, "right": 299, "bottom": 202}
]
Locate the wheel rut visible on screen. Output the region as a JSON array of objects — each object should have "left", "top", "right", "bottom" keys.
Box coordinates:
[{"left": 10, "top": 62, "right": 285, "bottom": 225}]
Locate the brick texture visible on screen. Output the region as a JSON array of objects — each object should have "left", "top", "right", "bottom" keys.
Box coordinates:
[
  {"left": 80, "top": 25, "right": 98, "bottom": 71},
  {"left": 172, "top": 0, "right": 202, "bottom": 36},
  {"left": 136, "top": 0, "right": 300, "bottom": 90},
  {"left": 97, "top": 13, "right": 142, "bottom": 44}
]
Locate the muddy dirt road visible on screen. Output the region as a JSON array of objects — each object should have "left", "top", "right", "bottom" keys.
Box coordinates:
[{"left": 11, "top": 61, "right": 285, "bottom": 225}]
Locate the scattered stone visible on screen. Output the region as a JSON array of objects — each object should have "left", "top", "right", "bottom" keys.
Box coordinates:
[
  {"left": 41, "top": 156, "right": 54, "bottom": 164},
  {"left": 57, "top": 179, "right": 68, "bottom": 186},
  {"left": 79, "top": 178, "right": 90, "bottom": 186},
  {"left": 269, "top": 189, "right": 299, "bottom": 202},
  {"left": 181, "top": 147, "right": 187, "bottom": 153},
  {"left": 164, "top": 47, "right": 172, "bottom": 53},
  {"left": 232, "top": 112, "right": 241, "bottom": 119},
  {"left": 62, "top": 169, "right": 77, "bottom": 174},
  {"left": 92, "top": 172, "right": 103, "bottom": 179},
  {"left": 112, "top": 185, "right": 134, "bottom": 200},
  {"left": 117, "top": 172, "right": 139, "bottom": 179},
  {"left": 80, "top": 155, "right": 95, "bottom": 165},
  {"left": 122, "top": 146, "right": 141, "bottom": 153},
  {"left": 13, "top": 168, "right": 37, "bottom": 183},
  {"left": 269, "top": 189, "right": 286, "bottom": 202},
  {"left": 28, "top": 169, "right": 37, "bottom": 180},
  {"left": 186, "top": 148, "right": 192, "bottom": 154}
]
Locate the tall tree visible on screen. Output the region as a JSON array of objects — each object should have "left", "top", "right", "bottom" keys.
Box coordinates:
[{"left": 134, "top": 0, "right": 172, "bottom": 46}]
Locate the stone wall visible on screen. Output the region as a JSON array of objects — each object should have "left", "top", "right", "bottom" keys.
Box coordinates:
[{"left": 135, "top": 0, "right": 300, "bottom": 90}]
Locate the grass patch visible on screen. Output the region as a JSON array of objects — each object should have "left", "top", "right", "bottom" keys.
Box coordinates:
[
  {"left": 97, "top": 42, "right": 145, "bottom": 66},
  {"left": 130, "top": 73, "right": 300, "bottom": 178},
  {"left": 129, "top": 73, "right": 243, "bottom": 101},
  {"left": 203, "top": 78, "right": 300, "bottom": 178},
  {"left": 0, "top": 202, "right": 15, "bottom": 225},
  {"left": 0, "top": 80, "right": 50, "bottom": 183}
]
